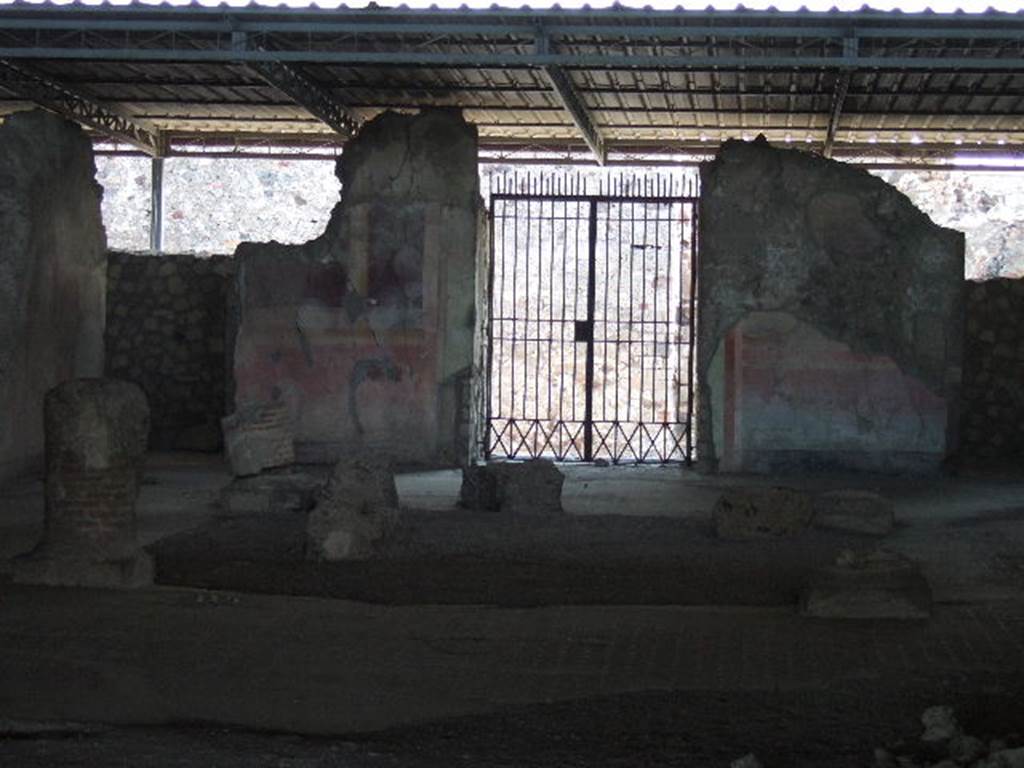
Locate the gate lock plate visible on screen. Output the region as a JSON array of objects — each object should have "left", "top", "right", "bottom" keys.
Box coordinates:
[{"left": 574, "top": 320, "right": 594, "bottom": 343}]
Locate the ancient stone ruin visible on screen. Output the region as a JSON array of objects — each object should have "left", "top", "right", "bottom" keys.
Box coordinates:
[
  {"left": 459, "top": 459, "right": 566, "bottom": 515},
  {"left": 801, "top": 547, "right": 932, "bottom": 620},
  {"left": 105, "top": 251, "right": 233, "bottom": 453},
  {"left": 874, "top": 704, "right": 1024, "bottom": 767},
  {"left": 959, "top": 278, "right": 1024, "bottom": 464},
  {"left": 13, "top": 378, "right": 152, "bottom": 587},
  {"left": 222, "top": 400, "right": 295, "bottom": 477},
  {"left": 0, "top": 111, "right": 107, "bottom": 483},
  {"left": 231, "top": 109, "right": 485, "bottom": 468},
  {"left": 306, "top": 458, "right": 400, "bottom": 560},
  {"left": 697, "top": 137, "right": 965, "bottom": 474}
]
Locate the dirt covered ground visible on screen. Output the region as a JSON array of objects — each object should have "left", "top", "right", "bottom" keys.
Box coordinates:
[{"left": 4, "top": 674, "right": 1023, "bottom": 768}]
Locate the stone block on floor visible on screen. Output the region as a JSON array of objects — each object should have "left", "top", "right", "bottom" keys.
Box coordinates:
[
  {"left": 458, "top": 460, "right": 565, "bottom": 515},
  {"left": 800, "top": 548, "right": 932, "bottom": 620},
  {"left": 306, "top": 458, "right": 399, "bottom": 560},
  {"left": 222, "top": 402, "right": 294, "bottom": 477},
  {"left": 493, "top": 459, "right": 565, "bottom": 516},
  {"left": 458, "top": 463, "right": 499, "bottom": 511},
  {"left": 813, "top": 489, "right": 895, "bottom": 535},
  {"left": 712, "top": 486, "right": 813, "bottom": 539}
]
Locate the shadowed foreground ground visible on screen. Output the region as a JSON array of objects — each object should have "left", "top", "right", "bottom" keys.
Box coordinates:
[{"left": 4, "top": 675, "right": 1024, "bottom": 767}]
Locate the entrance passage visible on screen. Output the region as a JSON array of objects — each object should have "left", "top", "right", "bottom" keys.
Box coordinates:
[{"left": 486, "top": 175, "right": 698, "bottom": 464}]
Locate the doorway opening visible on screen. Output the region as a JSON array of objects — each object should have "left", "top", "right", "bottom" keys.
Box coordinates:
[{"left": 485, "top": 173, "right": 699, "bottom": 464}]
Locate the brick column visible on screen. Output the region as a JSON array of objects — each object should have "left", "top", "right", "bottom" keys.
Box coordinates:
[{"left": 14, "top": 378, "right": 152, "bottom": 587}]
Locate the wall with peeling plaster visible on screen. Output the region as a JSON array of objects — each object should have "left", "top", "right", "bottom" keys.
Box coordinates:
[
  {"left": 697, "top": 138, "right": 965, "bottom": 473},
  {"left": 231, "top": 109, "right": 481, "bottom": 467},
  {"left": 0, "top": 112, "right": 107, "bottom": 483}
]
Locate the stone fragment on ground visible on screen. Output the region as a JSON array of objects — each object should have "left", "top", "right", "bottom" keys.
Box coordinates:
[
  {"left": 950, "top": 735, "right": 988, "bottom": 765},
  {"left": 813, "top": 489, "right": 895, "bottom": 535},
  {"left": 987, "top": 747, "right": 1024, "bottom": 768},
  {"left": 874, "top": 705, "right": 1024, "bottom": 768},
  {"left": 219, "top": 467, "right": 328, "bottom": 516},
  {"left": 305, "top": 458, "right": 399, "bottom": 560},
  {"left": 712, "top": 486, "right": 813, "bottom": 539},
  {"left": 458, "top": 459, "right": 565, "bottom": 515},
  {"left": 730, "top": 754, "right": 763, "bottom": 768},
  {"left": 874, "top": 746, "right": 897, "bottom": 767},
  {"left": 12, "top": 378, "right": 153, "bottom": 588},
  {"left": 493, "top": 459, "right": 565, "bottom": 515},
  {"left": 222, "top": 401, "right": 294, "bottom": 477},
  {"left": 800, "top": 548, "right": 932, "bottom": 619},
  {"left": 921, "top": 705, "right": 959, "bottom": 746},
  {"left": 459, "top": 463, "right": 499, "bottom": 511}
]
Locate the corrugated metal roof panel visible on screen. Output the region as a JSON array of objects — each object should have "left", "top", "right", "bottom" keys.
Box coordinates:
[
  {"left": 2, "top": 0, "right": 1024, "bottom": 159},
  {"left": 0, "top": 0, "right": 1023, "bottom": 14}
]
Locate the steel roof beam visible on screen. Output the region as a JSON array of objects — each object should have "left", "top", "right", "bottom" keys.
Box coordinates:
[
  {"left": 823, "top": 37, "right": 857, "bottom": 159},
  {"left": 6, "top": 46, "right": 1024, "bottom": 72},
  {"left": 0, "top": 59, "right": 165, "bottom": 155},
  {"left": 46, "top": 80, "right": 1024, "bottom": 100},
  {"left": 6, "top": 14, "right": 1024, "bottom": 42},
  {"left": 7, "top": 4, "right": 1024, "bottom": 23},
  {"left": 823, "top": 70, "right": 852, "bottom": 158},
  {"left": 536, "top": 34, "right": 605, "bottom": 165},
  {"left": 233, "top": 33, "right": 359, "bottom": 139}
]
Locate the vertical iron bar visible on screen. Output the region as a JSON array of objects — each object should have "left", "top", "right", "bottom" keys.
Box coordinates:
[
  {"left": 686, "top": 200, "right": 699, "bottom": 465},
  {"left": 510, "top": 195, "right": 519, "bottom": 455},
  {"left": 664, "top": 201, "right": 674, "bottom": 461},
  {"left": 486, "top": 195, "right": 498, "bottom": 459},
  {"left": 652, "top": 197, "right": 662, "bottom": 461},
  {"left": 559, "top": 196, "right": 567, "bottom": 458},
  {"left": 571, "top": 196, "right": 580, "bottom": 449},
  {"left": 626, "top": 198, "right": 635, "bottom": 441},
  {"left": 602, "top": 197, "right": 610, "bottom": 435},
  {"left": 614, "top": 195, "right": 624, "bottom": 462},
  {"left": 639, "top": 185, "right": 650, "bottom": 460},
  {"left": 496, "top": 188, "right": 506, "bottom": 437},
  {"left": 547, "top": 194, "right": 555, "bottom": 454},
  {"left": 583, "top": 199, "right": 598, "bottom": 463},
  {"left": 523, "top": 196, "right": 533, "bottom": 453}
]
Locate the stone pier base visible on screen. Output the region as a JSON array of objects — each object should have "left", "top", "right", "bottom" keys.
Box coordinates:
[{"left": 12, "top": 378, "right": 152, "bottom": 589}]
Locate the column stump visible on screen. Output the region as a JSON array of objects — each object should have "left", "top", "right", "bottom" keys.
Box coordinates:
[{"left": 13, "top": 378, "right": 152, "bottom": 588}]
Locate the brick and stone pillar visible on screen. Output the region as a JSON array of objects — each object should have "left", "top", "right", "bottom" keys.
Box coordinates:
[{"left": 13, "top": 378, "right": 153, "bottom": 587}]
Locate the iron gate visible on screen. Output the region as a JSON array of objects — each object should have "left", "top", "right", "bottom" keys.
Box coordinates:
[{"left": 486, "top": 174, "right": 698, "bottom": 464}]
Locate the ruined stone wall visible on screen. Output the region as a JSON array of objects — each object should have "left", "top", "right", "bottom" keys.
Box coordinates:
[
  {"left": 0, "top": 111, "right": 107, "bottom": 482},
  {"left": 959, "top": 278, "right": 1024, "bottom": 462},
  {"left": 697, "top": 138, "right": 965, "bottom": 474},
  {"left": 232, "top": 109, "right": 481, "bottom": 467},
  {"left": 105, "top": 252, "right": 234, "bottom": 452}
]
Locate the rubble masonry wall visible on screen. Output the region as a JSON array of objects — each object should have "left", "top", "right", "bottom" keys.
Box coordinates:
[
  {"left": 105, "top": 252, "right": 234, "bottom": 452},
  {"left": 959, "top": 278, "right": 1024, "bottom": 463},
  {"left": 0, "top": 111, "right": 107, "bottom": 482},
  {"left": 697, "top": 138, "right": 965, "bottom": 473}
]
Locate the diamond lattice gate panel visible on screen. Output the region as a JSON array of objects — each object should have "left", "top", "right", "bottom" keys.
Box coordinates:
[{"left": 486, "top": 174, "right": 698, "bottom": 464}]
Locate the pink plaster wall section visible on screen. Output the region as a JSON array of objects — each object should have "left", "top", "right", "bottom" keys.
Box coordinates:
[{"left": 720, "top": 312, "right": 947, "bottom": 472}]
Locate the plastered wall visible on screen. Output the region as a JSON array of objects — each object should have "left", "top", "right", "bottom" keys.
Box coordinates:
[
  {"left": 0, "top": 111, "right": 106, "bottom": 482},
  {"left": 697, "top": 138, "right": 965, "bottom": 473},
  {"left": 231, "top": 109, "right": 481, "bottom": 467}
]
